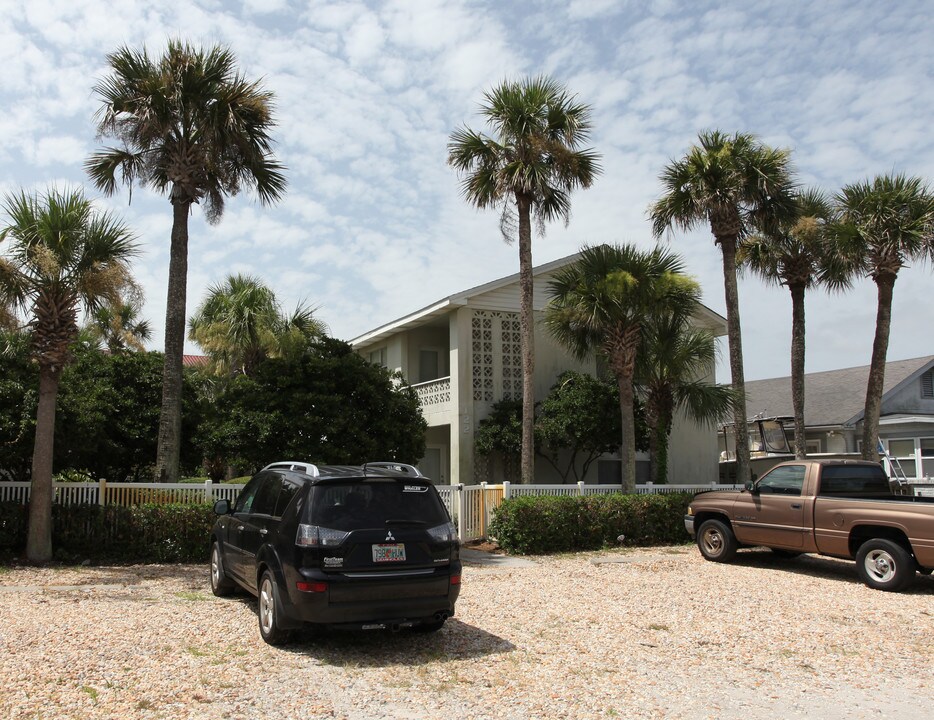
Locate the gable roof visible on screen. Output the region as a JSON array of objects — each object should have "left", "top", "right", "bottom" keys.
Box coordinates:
[
  {"left": 350, "top": 250, "right": 727, "bottom": 348},
  {"left": 744, "top": 355, "right": 934, "bottom": 427}
]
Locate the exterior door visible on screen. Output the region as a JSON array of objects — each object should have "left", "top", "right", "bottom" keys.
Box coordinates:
[
  {"left": 732, "top": 464, "right": 808, "bottom": 548},
  {"left": 420, "top": 446, "right": 445, "bottom": 484}
]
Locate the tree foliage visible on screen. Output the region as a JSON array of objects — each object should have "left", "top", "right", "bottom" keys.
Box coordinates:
[
  {"left": 649, "top": 130, "right": 796, "bottom": 487},
  {"left": 196, "top": 337, "right": 427, "bottom": 474},
  {"left": 536, "top": 371, "right": 625, "bottom": 483},
  {"left": 55, "top": 346, "right": 204, "bottom": 481},
  {"left": 448, "top": 75, "right": 601, "bottom": 485},
  {"left": 87, "top": 40, "right": 287, "bottom": 484}
]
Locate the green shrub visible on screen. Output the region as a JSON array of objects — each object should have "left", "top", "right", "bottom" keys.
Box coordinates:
[
  {"left": 488, "top": 492, "right": 692, "bottom": 554},
  {"left": 0, "top": 501, "right": 215, "bottom": 563}
]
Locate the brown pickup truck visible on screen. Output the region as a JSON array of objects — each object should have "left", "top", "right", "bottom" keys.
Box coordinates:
[{"left": 685, "top": 459, "right": 934, "bottom": 591}]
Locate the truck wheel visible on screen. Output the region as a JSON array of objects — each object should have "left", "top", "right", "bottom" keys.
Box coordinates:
[
  {"left": 697, "top": 519, "right": 737, "bottom": 563},
  {"left": 855, "top": 539, "right": 915, "bottom": 592}
]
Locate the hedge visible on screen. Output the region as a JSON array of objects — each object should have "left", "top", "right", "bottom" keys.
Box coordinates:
[
  {"left": 488, "top": 492, "right": 693, "bottom": 554},
  {"left": 0, "top": 502, "right": 215, "bottom": 563}
]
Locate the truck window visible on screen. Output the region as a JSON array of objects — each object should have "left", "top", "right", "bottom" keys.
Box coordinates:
[
  {"left": 757, "top": 465, "right": 806, "bottom": 496},
  {"left": 818, "top": 465, "right": 891, "bottom": 496}
]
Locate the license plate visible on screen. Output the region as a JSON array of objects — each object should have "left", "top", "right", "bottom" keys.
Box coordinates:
[{"left": 372, "top": 543, "right": 406, "bottom": 562}]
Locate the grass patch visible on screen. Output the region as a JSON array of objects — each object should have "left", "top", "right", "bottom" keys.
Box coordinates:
[
  {"left": 81, "top": 686, "right": 98, "bottom": 701},
  {"left": 175, "top": 591, "right": 210, "bottom": 602}
]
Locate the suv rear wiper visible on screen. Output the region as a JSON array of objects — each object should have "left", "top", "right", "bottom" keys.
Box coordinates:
[{"left": 384, "top": 519, "right": 427, "bottom": 527}]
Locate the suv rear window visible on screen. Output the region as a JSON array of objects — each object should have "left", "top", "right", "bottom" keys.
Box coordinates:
[
  {"left": 310, "top": 481, "right": 448, "bottom": 530},
  {"left": 819, "top": 465, "right": 891, "bottom": 496}
]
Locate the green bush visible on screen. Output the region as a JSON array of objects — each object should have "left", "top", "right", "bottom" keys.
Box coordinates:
[
  {"left": 488, "top": 492, "right": 693, "bottom": 554},
  {"left": 0, "top": 501, "right": 215, "bottom": 563}
]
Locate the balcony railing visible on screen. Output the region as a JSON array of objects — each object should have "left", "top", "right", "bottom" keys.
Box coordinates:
[{"left": 412, "top": 376, "right": 452, "bottom": 410}]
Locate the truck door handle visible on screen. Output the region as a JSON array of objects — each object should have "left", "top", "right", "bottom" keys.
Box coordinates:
[
  {"left": 791, "top": 504, "right": 802, "bottom": 509},
  {"left": 237, "top": 525, "right": 245, "bottom": 531},
  {"left": 259, "top": 528, "right": 268, "bottom": 536}
]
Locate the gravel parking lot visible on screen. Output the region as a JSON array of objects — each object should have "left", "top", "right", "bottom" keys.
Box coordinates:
[{"left": 1, "top": 546, "right": 931, "bottom": 720}]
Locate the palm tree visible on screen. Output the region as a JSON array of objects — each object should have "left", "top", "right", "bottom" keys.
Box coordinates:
[
  {"left": 86, "top": 297, "right": 152, "bottom": 353},
  {"left": 545, "top": 243, "right": 698, "bottom": 492},
  {"left": 188, "top": 273, "right": 326, "bottom": 377},
  {"left": 649, "top": 130, "right": 796, "bottom": 486},
  {"left": 739, "top": 188, "right": 848, "bottom": 458},
  {"left": 86, "top": 40, "right": 287, "bottom": 482},
  {"left": 637, "top": 307, "right": 737, "bottom": 484},
  {"left": 0, "top": 188, "right": 138, "bottom": 562},
  {"left": 831, "top": 174, "right": 934, "bottom": 461},
  {"left": 448, "top": 76, "right": 601, "bottom": 484}
]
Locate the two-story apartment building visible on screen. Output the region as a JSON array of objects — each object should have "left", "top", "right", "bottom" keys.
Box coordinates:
[{"left": 351, "top": 252, "right": 727, "bottom": 486}]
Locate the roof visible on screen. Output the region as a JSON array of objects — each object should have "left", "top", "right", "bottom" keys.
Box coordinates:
[
  {"left": 744, "top": 355, "right": 934, "bottom": 427},
  {"left": 182, "top": 354, "right": 209, "bottom": 367},
  {"left": 350, "top": 250, "right": 727, "bottom": 348}
]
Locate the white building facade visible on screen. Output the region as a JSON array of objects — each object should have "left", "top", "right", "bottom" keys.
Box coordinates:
[{"left": 351, "top": 253, "right": 727, "bottom": 486}]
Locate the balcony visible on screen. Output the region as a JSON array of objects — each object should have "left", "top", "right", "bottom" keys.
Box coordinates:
[{"left": 412, "top": 376, "right": 453, "bottom": 417}]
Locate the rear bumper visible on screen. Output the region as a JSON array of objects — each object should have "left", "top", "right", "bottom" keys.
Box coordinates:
[
  {"left": 684, "top": 515, "right": 695, "bottom": 538},
  {"left": 279, "top": 562, "right": 461, "bottom": 627}
]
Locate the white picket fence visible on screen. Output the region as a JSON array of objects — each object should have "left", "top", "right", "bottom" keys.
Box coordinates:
[
  {"left": 2, "top": 478, "right": 734, "bottom": 543},
  {"left": 0, "top": 479, "right": 242, "bottom": 506}
]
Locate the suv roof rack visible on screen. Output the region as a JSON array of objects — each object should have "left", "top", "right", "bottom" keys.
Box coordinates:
[
  {"left": 262, "top": 461, "right": 320, "bottom": 477},
  {"left": 363, "top": 461, "right": 424, "bottom": 478}
]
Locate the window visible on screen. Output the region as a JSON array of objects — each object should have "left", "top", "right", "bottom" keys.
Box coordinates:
[
  {"left": 887, "top": 439, "right": 916, "bottom": 477},
  {"left": 922, "top": 369, "right": 933, "bottom": 398},
  {"left": 369, "top": 347, "right": 387, "bottom": 368},
  {"left": 419, "top": 349, "right": 440, "bottom": 383},
  {"left": 757, "top": 465, "right": 805, "bottom": 495},
  {"left": 275, "top": 479, "right": 300, "bottom": 517},
  {"left": 250, "top": 473, "right": 282, "bottom": 516},
  {"left": 234, "top": 475, "right": 263, "bottom": 514},
  {"left": 921, "top": 438, "right": 934, "bottom": 479},
  {"left": 805, "top": 439, "right": 822, "bottom": 454},
  {"left": 819, "top": 465, "right": 890, "bottom": 496}
]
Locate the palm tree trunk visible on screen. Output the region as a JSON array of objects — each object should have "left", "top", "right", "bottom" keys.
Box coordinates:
[
  {"left": 516, "top": 194, "right": 535, "bottom": 485},
  {"left": 861, "top": 274, "right": 896, "bottom": 461},
  {"left": 25, "top": 366, "right": 61, "bottom": 563},
  {"left": 617, "top": 371, "right": 636, "bottom": 493},
  {"left": 790, "top": 283, "right": 807, "bottom": 459},
  {"left": 154, "top": 198, "right": 190, "bottom": 483},
  {"left": 719, "top": 237, "right": 750, "bottom": 485}
]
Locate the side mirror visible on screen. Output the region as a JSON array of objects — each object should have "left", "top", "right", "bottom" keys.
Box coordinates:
[
  {"left": 213, "top": 499, "right": 231, "bottom": 515},
  {"left": 744, "top": 481, "right": 757, "bottom": 493}
]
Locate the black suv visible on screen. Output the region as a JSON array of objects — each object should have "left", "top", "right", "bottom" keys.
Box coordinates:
[{"left": 209, "top": 461, "right": 461, "bottom": 644}]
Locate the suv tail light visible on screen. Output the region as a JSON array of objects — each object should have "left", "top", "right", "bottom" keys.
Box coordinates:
[
  {"left": 296, "top": 523, "right": 350, "bottom": 547},
  {"left": 426, "top": 521, "right": 456, "bottom": 543}
]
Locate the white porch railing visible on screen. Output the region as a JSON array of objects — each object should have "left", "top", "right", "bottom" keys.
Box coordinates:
[{"left": 411, "top": 376, "right": 452, "bottom": 410}]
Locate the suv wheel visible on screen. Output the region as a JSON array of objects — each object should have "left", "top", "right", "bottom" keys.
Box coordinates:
[
  {"left": 258, "top": 570, "right": 291, "bottom": 645},
  {"left": 210, "top": 542, "right": 235, "bottom": 597}
]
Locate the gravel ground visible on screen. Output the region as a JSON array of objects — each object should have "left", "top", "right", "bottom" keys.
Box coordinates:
[{"left": 1, "top": 546, "right": 932, "bottom": 720}]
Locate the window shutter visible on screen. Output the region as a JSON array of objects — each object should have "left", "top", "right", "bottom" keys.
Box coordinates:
[{"left": 922, "top": 369, "right": 934, "bottom": 399}]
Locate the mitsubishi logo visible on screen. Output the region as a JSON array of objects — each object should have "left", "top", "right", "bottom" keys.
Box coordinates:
[{"left": 385, "top": 530, "right": 395, "bottom": 542}]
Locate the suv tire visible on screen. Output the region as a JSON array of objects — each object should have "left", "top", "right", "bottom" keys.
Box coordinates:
[
  {"left": 210, "top": 542, "right": 236, "bottom": 597},
  {"left": 258, "top": 571, "right": 291, "bottom": 645}
]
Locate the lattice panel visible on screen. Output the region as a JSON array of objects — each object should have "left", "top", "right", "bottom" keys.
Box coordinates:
[
  {"left": 472, "top": 314, "right": 494, "bottom": 401},
  {"left": 501, "top": 314, "right": 522, "bottom": 400}
]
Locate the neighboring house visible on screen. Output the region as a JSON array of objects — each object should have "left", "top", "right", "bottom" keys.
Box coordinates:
[
  {"left": 744, "top": 355, "right": 934, "bottom": 480},
  {"left": 182, "top": 354, "right": 209, "bottom": 368},
  {"left": 351, "top": 252, "right": 727, "bottom": 486}
]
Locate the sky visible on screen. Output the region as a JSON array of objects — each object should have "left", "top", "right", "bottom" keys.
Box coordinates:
[{"left": 1, "top": 0, "right": 933, "bottom": 385}]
